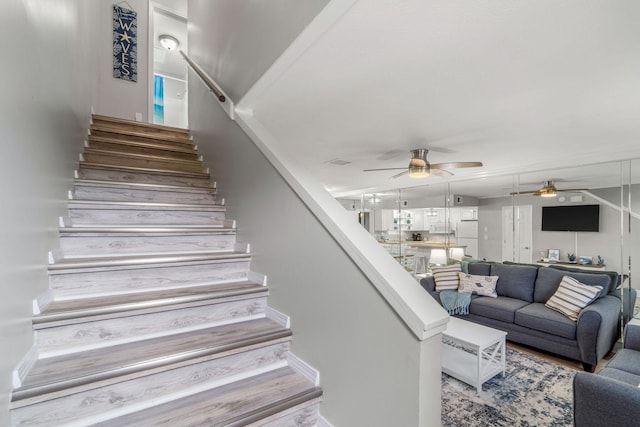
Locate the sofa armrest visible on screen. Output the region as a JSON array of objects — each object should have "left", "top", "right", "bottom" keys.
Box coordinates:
[
  {"left": 624, "top": 324, "right": 640, "bottom": 351},
  {"left": 576, "top": 295, "right": 621, "bottom": 365},
  {"left": 574, "top": 372, "right": 640, "bottom": 426},
  {"left": 419, "top": 276, "right": 435, "bottom": 292}
]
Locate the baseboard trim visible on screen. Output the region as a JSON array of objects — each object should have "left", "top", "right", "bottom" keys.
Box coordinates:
[
  {"left": 316, "top": 415, "right": 334, "bottom": 427},
  {"left": 33, "top": 289, "right": 54, "bottom": 315},
  {"left": 248, "top": 271, "right": 267, "bottom": 286},
  {"left": 287, "top": 352, "right": 320, "bottom": 386},
  {"left": 13, "top": 344, "right": 38, "bottom": 388},
  {"left": 266, "top": 306, "right": 289, "bottom": 328}
]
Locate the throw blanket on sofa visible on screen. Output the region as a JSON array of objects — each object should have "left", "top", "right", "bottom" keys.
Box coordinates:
[{"left": 440, "top": 290, "right": 472, "bottom": 315}]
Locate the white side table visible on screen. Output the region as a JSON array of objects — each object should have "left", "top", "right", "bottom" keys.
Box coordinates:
[{"left": 441, "top": 317, "right": 507, "bottom": 393}]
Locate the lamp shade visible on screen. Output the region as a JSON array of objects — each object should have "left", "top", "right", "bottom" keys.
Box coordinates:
[{"left": 429, "top": 249, "right": 447, "bottom": 266}]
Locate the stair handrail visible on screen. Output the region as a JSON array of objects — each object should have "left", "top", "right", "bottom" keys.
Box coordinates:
[{"left": 180, "top": 50, "right": 226, "bottom": 103}]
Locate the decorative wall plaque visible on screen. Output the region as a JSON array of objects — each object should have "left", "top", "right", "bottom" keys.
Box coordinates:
[{"left": 113, "top": 5, "right": 137, "bottom": 82}]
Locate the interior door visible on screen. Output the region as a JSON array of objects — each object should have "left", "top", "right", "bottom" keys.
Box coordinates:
[{"left": 502, "top": 205, "right": 533, "bottom": 263}]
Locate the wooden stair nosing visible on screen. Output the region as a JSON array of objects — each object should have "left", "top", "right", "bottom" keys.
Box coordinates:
[
  {"left": 79, "top": 161, "right": 210, "bottom": 179},
  {"left": 12, "top": 321, "right": 291, "bottom": 407},
  {"left": 58, "top": 226, "right": 235, "bottom": 236},
  {"left": 90, "top": 124, "right": 192, "bottom": 145},
  {"left": 33, "top": 281, "right": 267, "bottom": 328},
  {"left": 223, "top": 389, "right": 323, "bottom": 427},
  {"left": 94, "top": 367, "right": 321, "bottom": 427},
  {"left": 67, "top": 200, "right": 224, "bottom": 211},
  {"left": 73, "top": 178, "right": 216, "bottom": 195},
  {"left": 87, "top": 135, "right": 198, "bottom": 156},
  {"left": 48, "top": 251, "right": 249, "bottom": 272},
  {"left": 92, "top": 114, "right": 191, "bottom": 136}
]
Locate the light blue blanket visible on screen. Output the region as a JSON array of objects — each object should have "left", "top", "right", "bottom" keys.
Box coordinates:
[{"left": 440, "top": 290, "right": 472, "bottom": 315}]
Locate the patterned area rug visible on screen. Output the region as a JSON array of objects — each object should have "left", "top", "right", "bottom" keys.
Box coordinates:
[{"left": 441, "top": 347, "right": 575, "bottom": 426}]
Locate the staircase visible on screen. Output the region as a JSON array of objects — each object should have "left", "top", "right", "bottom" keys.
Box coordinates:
[{"left": 10, "top": 115, "right": 324, "bottom": 426}]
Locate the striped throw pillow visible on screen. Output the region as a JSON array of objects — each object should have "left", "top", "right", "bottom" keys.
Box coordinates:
[
  {"left": 433, "top": 264, "right": 462, "bottom": 291},
  {"left": 545, "top": 276, "right": 602, "bottom": 321}
]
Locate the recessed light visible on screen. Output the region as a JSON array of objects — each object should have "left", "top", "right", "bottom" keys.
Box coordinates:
[{"left": 159, "top": 34, "right": 179, "bottom": 51}]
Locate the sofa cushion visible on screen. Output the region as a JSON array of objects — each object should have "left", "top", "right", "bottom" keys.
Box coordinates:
[
  {"left": 458, "top": 272, "right": 498, "bottom": 297},
  {"left": 606, "top": 348, "right": 640, "bottom": 377},
  {"left": 469, "top": 296, "right": 529, "bottom": 323},
  {"left": 515, "top": 302, "right": 577, "bottom": 340},
  {"left": 468, "top": 262, "right": 492, "bottom": 276},
  {"left": 433, "top": 264, "right": 462, "bottom": 291},
  {"left": 545, "top": 276, "right": 602, "bottom": 321},
  {"left": 491, "top": 263, "right": 538, "bottom": 302},
  {"left": 533, "top": 267, "right": 611, "bottom": 303},
  {"left": 597, "top": 367, "right": 640, "bottom": 387}
]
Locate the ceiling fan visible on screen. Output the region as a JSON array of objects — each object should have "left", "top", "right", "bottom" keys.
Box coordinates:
[
  {"left": 509, "top": 180, "right": 587, "bottom": 198},
  {"left": 363, "top": 149, "right": 483, "bottom": 179}
]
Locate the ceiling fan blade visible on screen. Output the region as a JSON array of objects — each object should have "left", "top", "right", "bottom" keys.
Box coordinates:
[
  {"left": 391, "top": 170, "right": 410, "bottom": 179},
  {"left": 363, "top": 167, "right": 408, "bottom": 172},
  {"left": 431, "top": 168, "right": 454, "bottom": 177},
  {"left": 509, "top": 190, "right": 541, "bottom": 195},
  {"left": 431, "top": 161, "right": 483, "bottom": 170}
]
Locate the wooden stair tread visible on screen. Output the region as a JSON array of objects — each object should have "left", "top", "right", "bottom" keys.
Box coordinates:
[
  {"left": 88, "top": 135, "right": 198, "bottom": 156},
  {"left": 67, "top": 199, "right": 225, "bottom": 211},
  {"left": 49, "top": 250, "right": 250, "bottom": 271},
  {"left": 74, "top": 179, "right": 216, "bottom": 194},
  {"left": 58, "top": 226, "right": 235, "bottom": 236},
  {"left": 92, "top": 114, "right": 190, "bottom": 136},
  {"left": 83, "top": 147, "right": 204, "bottom": 167},
  {"left": 90, "top": 124, "right": 193, "bottom": 145},
  {"left": 96, "top": 367, "right": 321, "bottom": 427},
  {"left": 75, "top": 166, "right": 213, "bottom": 188},
  {"left": 35, "top": 281, "right": 266, "bottom": 322},
  {"left": 79, "top": 162, "right": 210, "bottom": 179},
  {"left": 13, "top": 318, "right": 290, "bottom": 405}
]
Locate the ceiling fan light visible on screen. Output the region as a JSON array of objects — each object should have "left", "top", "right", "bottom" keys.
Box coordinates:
[
  {"left": 159, "top": 34, "right": 179, "bottom": 51},
  {"left": 540, "top": 190, "right": 556, "bottom": 198},
  {"left": 408, "top": 166, "right": 430, "bottom": 178}
]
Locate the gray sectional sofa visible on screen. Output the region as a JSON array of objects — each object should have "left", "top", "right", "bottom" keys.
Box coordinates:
[
  {"left": 573, "top": 323, "right": 640, "bottom": 426},
  {"left": 420, "top": 261, "right": 622, "bottom": 371}
]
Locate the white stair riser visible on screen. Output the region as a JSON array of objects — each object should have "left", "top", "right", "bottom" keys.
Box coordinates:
[
  {"left": 82, "top": 152, "right": 205, "bottom": 174},
  {"left": 59, "top": 233, "right": 236, "bottom": 257},
  {"left": 49, "top": 260, "right": 251, "bottom": 299},
  {"left": 12, "top": 342, "right": 290, "bottom": 427},
  {"left": 77, "top": 167, "right": 212, "bottom": 188},
  {"left": 35, "top": 297, "right": 267, "bottom": 357},
  {"left": 73, "top": 186, "right": 218, "bottom": 205},
  {"left": 68, "top": 208, "right": 226, "bottom": 226}
]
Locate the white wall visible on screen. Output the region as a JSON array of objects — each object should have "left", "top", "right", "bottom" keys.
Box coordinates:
[
  {"left": 0, "top": 1, "right": 100, "bottom": 423},
  {"left": 188, "top": 0, "right": 329, "bottom": 102},
  {"left": 97, "top": 0, "right": 150, "bottom": 121}
]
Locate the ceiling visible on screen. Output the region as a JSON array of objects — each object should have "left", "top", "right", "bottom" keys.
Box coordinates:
[{"left": 243, "top": 0, "right": 640, "bottom": 200}]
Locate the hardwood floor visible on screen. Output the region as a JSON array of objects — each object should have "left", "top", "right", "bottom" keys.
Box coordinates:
[{"left": 506, "top": 339, "right": 621, "bottom": 373}]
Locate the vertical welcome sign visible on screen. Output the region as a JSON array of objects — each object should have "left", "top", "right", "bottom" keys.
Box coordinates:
[{"left": 113, "top": 5, "right": 137, "bottom": 82}]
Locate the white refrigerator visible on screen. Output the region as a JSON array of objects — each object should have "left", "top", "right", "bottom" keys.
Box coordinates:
[{"left": 457, "top": 220, "right": 478, "bottom": 258}]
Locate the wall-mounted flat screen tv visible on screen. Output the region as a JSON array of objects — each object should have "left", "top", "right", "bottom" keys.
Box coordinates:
[{"left": 541, "top": 204, "right": 600, "bottom": 232}]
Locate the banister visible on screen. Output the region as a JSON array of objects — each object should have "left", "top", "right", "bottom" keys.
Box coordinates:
[{"left": 179, "top": 50, "right": 226, "bottom": 103}]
